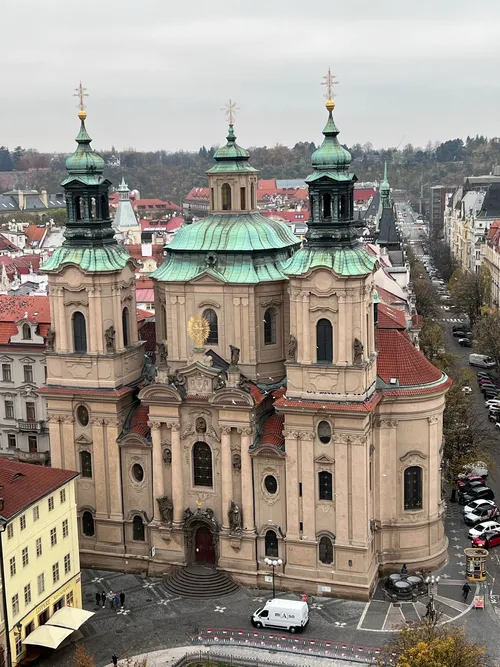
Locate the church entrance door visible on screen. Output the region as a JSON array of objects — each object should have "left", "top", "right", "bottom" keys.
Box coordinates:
[{"left": 195, "top": 526, "right": 215, "bottom": 565}]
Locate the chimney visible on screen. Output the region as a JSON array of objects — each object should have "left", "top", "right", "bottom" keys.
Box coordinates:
[
  {"left": 41, "top": 190, "right": 48, "bottom": 207},
  {"left": 18, "top": 189, "right": 24, "bottom": 210}
]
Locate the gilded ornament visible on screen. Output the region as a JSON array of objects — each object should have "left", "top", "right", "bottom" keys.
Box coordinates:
[{"left": 187, "top": 315, "right": 210, "bottom": 348}]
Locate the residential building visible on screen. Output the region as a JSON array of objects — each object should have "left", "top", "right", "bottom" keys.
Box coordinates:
[
  {"left": 0, "top": 191, "right": 65, "bottom": 216},
  {"left": 112, "top": 178, "right": 141, "bottom": 245},
  {"left": 0, "top": 296, "right": 50, "bottom": 461},
  {"left": 0, "top": 460, "right": 80, "bottom": 666},
  {"left": 429, "top": 185, "right": 455, "bottom": 237},
  {"left": 484, "top": 220, "right": 500, "bottom": 306},
  {"left": 42, "top": 93, "right": 449, "bottom": 601},
  {"left": 0, "top": 568, "right": 5, "bottom": 667}
]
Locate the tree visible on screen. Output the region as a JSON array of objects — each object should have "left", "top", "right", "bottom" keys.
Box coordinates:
[
  {"left": 379, "top": 617, "right": 490, "bottom": 667},
  {"left": 419, "top": 320, "right": 445, "bottom": 363},
  {"left": 474, "top": 311, "right": 500, "bottom": 369},
  {"left": 0, "top": 147, "right": 13, "bottom": 172},
  {"left": 74, "top": 644, "right": 95, "bottom": 667},
  {"left": 449, "top": 265, "right": 492, "bottom": 327}
]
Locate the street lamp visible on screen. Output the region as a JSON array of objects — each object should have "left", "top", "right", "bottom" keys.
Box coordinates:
[
  {"left": 425, "top": 574, "right": 440, "bottom": 597},
  {"left": 264, "top": 557, "right": 283, "bottom": 598}
]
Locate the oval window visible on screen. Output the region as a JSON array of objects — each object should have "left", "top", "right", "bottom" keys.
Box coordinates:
[
  {"left": 132, "top": 463, "right": 144, "bottom": 483},
  {"left": 77, "top": 406, "right": 89, "bottom": 427},
  {"left": 264, "top": 475, "right": 278, "bottom": 495},
  {"left": 318, "top": 421, "right": 332, "bottom": 444}
]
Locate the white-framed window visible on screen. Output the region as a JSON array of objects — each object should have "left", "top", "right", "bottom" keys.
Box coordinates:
[
  {"left": 36, "top": 537, "right": 42, "bottom": 557},
  {"left": 33, "top": 505, "right": 39, "bottom": 522},
  {"left": 24, "top": 583, "right": 31, "bottom": 606},
  {"left": 64, "top": 553, "right": 71, "bottom": 575},
  {"left": 7, "top": 523, "right": 13, "bottom": 539},
  {"left": 48, "top": 496, "right": 54, "bottom": 512},
  {"left": 5, "top": 400, "right": 14, "bottom": 419},
  {"left": 52, "top": 562, "right": 59, "bottom": 584},
  {"left": 37, "top": 572, "right": 45, "bottom": 595},
  {"left": 9, "top": 556, "right": 16, "bottom": 577},
  {"left": 20, "top": 515, "right": 26, "bottom": 531},
  {"left": 12, "top": 593, "right": 19, "bottom": 616},
  {"left": 62, "top": 519, "right": 69, "bottom": 538},
  {"left": 60, "top": 488, "right": 66, "bottom": 504},
  {"left": 50, "top": 527, "right": 57, "bottom": 547},
  {"left": 23, "top": 365, "right": 33, "bottom": 383},
  {"left": 2, "top": 363, "right": 12, "bottom": 381},
  {"left": 22, "top": 547, "right": 29, "bottom": 567}
]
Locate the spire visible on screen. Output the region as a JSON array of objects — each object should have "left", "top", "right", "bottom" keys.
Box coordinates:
[
  {"left": 380, "top": 161, "right": 391, "bottom": 208},
  {"left": 207, "top": 101, "right": 257, "bottom": 177}
]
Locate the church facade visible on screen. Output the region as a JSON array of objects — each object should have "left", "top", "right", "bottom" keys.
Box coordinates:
[{"left": 41, "top": 94, "right": 449, "bottom": 600}]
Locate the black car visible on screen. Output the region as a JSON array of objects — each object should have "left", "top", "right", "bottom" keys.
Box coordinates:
[
  {"left": 481, "top": 384, "right": 499, "bottom": 394},
  {"left": 458, "top": 338, "right": 472, "bottom": 347},
  {"left": 458, "top": 479, "right": 485, "bottom": 497},
  {"left": 453, "top": 330, "right": 467, "bottom": 338},
  {"left": 478, "top": 372, "right": 495, "bottom": 381},
  {"left": 459, "top": 486, "right": 495, "bottom": 506}
]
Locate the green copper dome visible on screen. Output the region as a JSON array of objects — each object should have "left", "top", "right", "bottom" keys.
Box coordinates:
[
  {"left": 380, "top": 161, "right": 390, "bottom": 191},
  {"left": 310, "top": 105, "right": 352, "bottom": 171},
  {"left": 207, "top": 124, "right": 257, "bottom": 175},
  {"left": 63, "top": 116, "right": 105, "bottom": 180}
]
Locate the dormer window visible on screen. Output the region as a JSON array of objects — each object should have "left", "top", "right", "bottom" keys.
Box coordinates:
[{"left": 22, "top": 324, "right": 31, "bottom": 340}]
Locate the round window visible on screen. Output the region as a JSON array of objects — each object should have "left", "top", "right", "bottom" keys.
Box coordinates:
[
  {"left": 318, "top": 421, "right": 332, "bottom": 444},
  {"left": 77, "top": 406, "right": 89, "bottom": 427},
  {"left": 264, "top": 475, "right": 278, "bottom": 495},
  {"left": 132, "top": 463, "right": 144, "bottom": 483}
]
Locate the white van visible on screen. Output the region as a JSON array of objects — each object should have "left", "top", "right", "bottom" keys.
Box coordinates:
[
  {"left": 469, "top": 354, "right": 496, "bottom": 369},
  {"left": 251, "top": 599, "right": 309, "bottom": 633}
]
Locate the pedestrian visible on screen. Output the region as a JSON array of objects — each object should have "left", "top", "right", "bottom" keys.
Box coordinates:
[
  {"left": 462, "top": 582, "right": 471, "bottom": 602},
  {"left": 114, "top": 594, "right": 120, "bottom": 609},
  {"left": 401, "top": 563, "right": 408, "bottom": 576},
  {"left": 95, "top": 592, "right": 101, "bottom": 608},
  {"left": 424, "top": 595, "right": 434, "bottom": 619},
  {"left": 119, "top": 591, "right": 125, "bottom": 608},
  {"left": 101, "top": 591, "right": 106, "bottom": 608},
  {"left": 111, "top": 654, "right": 118, "bottom": 666},
  {"left": 109, "top": 591, "right": 115, "bottom": 609}
]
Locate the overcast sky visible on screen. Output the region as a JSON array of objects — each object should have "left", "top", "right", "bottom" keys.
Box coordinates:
[{"left": 3, "top": 0, "right": 500, "bottom": 153}]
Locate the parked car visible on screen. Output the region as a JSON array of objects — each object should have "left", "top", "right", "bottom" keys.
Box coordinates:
[
  {"left": 472, "top": 529, "right": 500, "bottom": 549},
  {"left": 488, "top": 410, "right": 500, "bottom": 421},
  {"left": 452, "top": 324, "right": 465, "bottom": 332},
  {"left": 470, "top": 354, "right": 496, "bottom": 369},
  {"left": 458, "top": 479, "right": 486, "bottom": 496},
  {"left": 468, "top": 520, "right": 500, "bottom": 540},
  {"left": 462, "top": 498, "right": 496, "bottom": 515},
  {"left": 458, "top": 338, "right": 472, "bottom": 347},
  {"left": 457, "top": 474, "right": 486, "bottom": 489},
  {"left": 453, "top": 330, "right": 467, "bottom": 338},
  {"left": 462, "top": 386, "right": 472, "bottom": 395},
  {"left": 460, "top": 486, "right": 495, "bottom": 506},
  {"left": 484, "top": 399, "right": 500, "bottom": 407},
  {"left": 464, "top": 505, "right": 499, "bottom": 526}
]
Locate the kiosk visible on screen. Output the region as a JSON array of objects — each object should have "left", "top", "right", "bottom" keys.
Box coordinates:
[{"left": 464, "top": 547, "right": 488, "bottom": 582}]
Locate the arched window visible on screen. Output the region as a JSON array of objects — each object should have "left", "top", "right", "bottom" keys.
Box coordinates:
[
  {"left": 210, "top": 188, "right": 215, "bottom": 209},
  {"left": 73, "top": 312, "right": 87, "bottom": 353},
  {"left": 22, "top": 323, "right": 31, "bottom": 340},
  {"left": 221, "top": 183, "right": 232, "bottom": 211},
  {"left": 316, "top": 319, "right": 333, "bottom": 363},
  {"left": 122, "top": 307, "right": 130, "bottom": 347},
  {"left": 317, "top": 421, "right": 331, "bottom": 444},
  {"left": 193, "top": 442, "right": 213, "bottom": 487},
  {"left": 322, "top": 193, "right": 331, "bottom": 218},
  {"left": 319, "top": 536, "right": 334, "bottom": 564},
  {"left": 265, "top": 530, "right": 279, "bottom": 557},
  {"left": 203, "top": 309, "right": 218, "bottom": 345},
  {"left": 318, "top": 471, "right": 333, "bottom": 501},
  {"left": 82, "top": 511, "right": 94, "bottom": 537},
  {"left": 263, "top": 308, "right": 277, "bottom": 345},
  {"left": 251, "top": 183, "right": 255, "bottom": 209},
  {"left": 101, "top": 195, "right": 109, "bottom": 219},
  {"left": 132, "top": 515, "right": 145, "bottom": 541},
  {"left": 80, "top": 451, "right": 92, "bottom": 479},
  {"left": 75, "top": 197, "right": 83, "bottom": 221},
  {"left": 240, "top": 187, "right": 246, "bottom": 211},
  {"left": 404, "top": 466, "right": 423, "bottom": 510}
]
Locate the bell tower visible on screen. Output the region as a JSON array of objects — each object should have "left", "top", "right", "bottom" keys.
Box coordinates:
[{"left": 41, "top": 88, "right": 144, "bottom": 557}]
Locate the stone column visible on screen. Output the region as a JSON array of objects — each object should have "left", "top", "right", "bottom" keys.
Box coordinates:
[
  {"left": 239, "top": 427, "right": 254, "bottom": 532},
  {"left": 88, "top": 288, "right": 98, "bottom": 353},
  {"left": 112, "top": 286, "right": 123, "bottom": 351},
  {"left": 48, "top": 416, "right": 62, "bottom": 468},
  {"left": 91, "top": 418, "right": 107, "bottom": 517},
  {"left": 57, "top": 287, "right": 68, "bottom": 352},
  {"left": 337, "top": 292, "right": 347, "bottom": 364},
  {"left": 220, "top": 426, "right": 232, "bottom": 529},
  {"left": 300, "top": 432, "right": 316, "bottom": 539},
  {"left": 170, "top": 422, "right": 184, "bottom": 524},
  {"left": 178, "top": 297, "right": 187, "bottom": 359},
  {"left": 301, "top": 293, "right": 310, "bottom": 363},
  {"left": 102, "top": 419, "right": 123, "bottom": 521},
  {"left": 61, "top": 416, "right": 76, "bottom": 472},
  {"left": 284, "top": 430, "right": 300, "bottom": 538},
  {"left": 149, "top": 421, "right": 164, "bottom": 521}
]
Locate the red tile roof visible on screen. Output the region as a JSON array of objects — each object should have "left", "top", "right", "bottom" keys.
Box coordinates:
[
  {"left": 127, "top": 404, "right": 150, "bottom": 438},
  {"left": 0, "top": 254, "right": 41, "bottom": 280},
  {"left": 275, "top": 392, "right": 381, "bottom": 413},
  {"left": 25, "top": 225, "right": 47, "bottom": 246},
  {"left": 136, "top": 288, "right": 155, "bottom": 303},
  {"left": 376, "top": 328, "right": 443, "bottom": 386},
  {"left": 376, "top": 285, "right": 408, "bottom": 306},
  {"left": 258, "top": 179, "right": 277, "bottom": 190},
  {"left": 353, "top": 187, "right": 375, "bottom": 203},
  {"left": 133, "top": 199, "right": 180, "bottom": 211},
  {"left": 377, "top": 303, "right": 407, "bottom": 330},
  {"left": 260, "top": 413, "right": 285, "bottom": 448},
  {"left": 0, "top": 295, "right": 51, "bottom": 344},
  {"left": 0, "top": 459, "right": 78, "bottom": 520},
  {"left": 185, "top": 187, "right": 209, "bottom": 202},
  {"left": 249, "top": 383, "right": 265, "bottom": 404},
  {"left": 261, "top": 211, "right": 309, "bottom": 223},
  {"left": 136, "top": 308, "right": 152, "bottom": 323},
  {"left": 0, "top": 235, "right": 21, "bottom": 252}
]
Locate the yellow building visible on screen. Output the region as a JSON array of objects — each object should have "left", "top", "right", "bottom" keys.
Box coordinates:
[{"left": 0, "top": 460, "right": 81, "bottom": 666}]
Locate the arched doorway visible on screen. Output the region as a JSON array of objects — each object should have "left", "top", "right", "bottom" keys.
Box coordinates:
[{"left": 195, "top": 526, "right": 216, "bottom": 565}]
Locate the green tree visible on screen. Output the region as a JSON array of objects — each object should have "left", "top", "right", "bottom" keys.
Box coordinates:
[
  {"left": 419, "top": 320, "right": 445, "bottom": 363},
  {"left": 449, "top": 265, "right": 492, "bottom": 327},
  {"left": 0, "top": 146, "right": 13, "bottom": 171},
  {"left": 474, "top": 311, "right": 500, "bottom": 369},
  {"left": 379, "top": 617, "right": 490, "bottom": 667}
]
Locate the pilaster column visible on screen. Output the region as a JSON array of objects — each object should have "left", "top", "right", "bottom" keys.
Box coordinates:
[
  {"left": 91, "top": 418, "right": 107, "bottom": 516},
  {"left": 337, "top": 292, "right": 347, "bottom": 363},
  {"left": 47, "top": 416, "right": 62, "bottom": 468},
  {"left": 301, "top": 293, "right": 310, "bottom": 363},
  {"left": 284, "top": 430, "right": 300, "bottom": 538},
  {"left": 112, "top": 286, "right": 123, "bottom": 350},
  {"left": 88, "top": 288, "right": 98, "bottom": 353},
  {"left": 238, "top": 427, "right": 254, "bottom": 532},
  {"left": 220, "top": 426, "right": 233, "bottom": 529},
  {"left": 169, "top": 422, "right": 184, "bottom": 524},
  {"left": 57, "top": 287, "right": 68, "bottom": 352},
  {"left": 178, "top": 297, "right": 187, "bottom": 359},
  {"left": 300, "top": 431, "right": 316, "bottom": 539},
  {"left": 233, "top": 299, "right": 241, "bottom": 363},
  {"left": 149, "top": 421, "right": 164, "bottom": 521},
  {"left": 104, "top": 418, "right": 123, "bottom": 521},
  {"left": 61, "top": 415, "right": 76, "bottom": 472}
]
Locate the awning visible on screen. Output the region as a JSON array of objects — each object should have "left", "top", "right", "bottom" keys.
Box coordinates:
[
  {"left": 23, "top": 625, "right": 73, "bottom": 650},
  {"left": 46, "top": 607, "right": 94, "bottom": 631}
]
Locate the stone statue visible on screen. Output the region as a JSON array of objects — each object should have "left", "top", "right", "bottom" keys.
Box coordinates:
[
  {"left": 157, "top": 495, "right": 173, "bottom": 527},
  {"left": 162, "top": 448, "right": 172, "bottom": 466},
  {"left": 157, "top": 341, "right": 168, "bottom": 365},
  {"left": 46, "top": 328, "right": 55, "bottom": 352},
  {"left": 168, "top": 369, "right": 186, "bottom": 388},
  {"left": 232, "top": 453, "right": 241, "bottom": 472},
  {"left": 286, "top": 334, "right": 297, "bottom": 361},
  {"left": 229, "top": 345, "right": 240, "bottom": 367},
  {"left": 105, "top": 326, "right": 116, "bottom": 353},
  {"left": 353, "top": 338, "right": 364, "bottom": 364},
  {"left": 215, "top": 373, "right": 226, "bottom": 390},
  {"left": 228, "top": 501, "right": 243, "bottom": 534},
  {"left": 183, "top": 507, "right": 193, "bottom": 522},
  {"left": 142, "top": 353, "right": 156, "bottom": 385}
]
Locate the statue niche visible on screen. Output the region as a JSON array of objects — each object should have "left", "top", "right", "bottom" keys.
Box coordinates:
[
  {"left": 228, "top": 501, "right": 243, "bottom": 534},
  {"left": 157, "top": 495, "right": 173, "bottom": 527},
  {"left": 353, "top": 338, "right": 364, "bottom": 364},
  {"left": 105, "top": 326, "right": 116, "bottom": 353}
]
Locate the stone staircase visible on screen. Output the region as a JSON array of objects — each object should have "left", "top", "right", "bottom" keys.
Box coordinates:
[{"left": 164, "top": 565, "right": 240, "bottom": 599}]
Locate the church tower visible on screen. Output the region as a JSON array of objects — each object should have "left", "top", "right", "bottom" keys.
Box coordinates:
[
  {"left": 277, "top": 79, "right": 380, "bottom": 595},
  {"left": 41, "top": 93, "right": 144, "bottom": 557},
  {"left": 113, "top": 176, "right": 141, "bottom": 244}
]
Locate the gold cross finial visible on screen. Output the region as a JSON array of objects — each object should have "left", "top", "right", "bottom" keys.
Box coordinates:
[
  {"left": 74, "top": 81, "right": 89, "bottom": 120},
  {"left": 223, "top": 99, "right": 239, "bottom": 125},
  {"left": 321, "top": 68, "right": 338, "bottom": 111}
]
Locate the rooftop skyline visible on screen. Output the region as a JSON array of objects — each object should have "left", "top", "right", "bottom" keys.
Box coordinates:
[{"left": 3, "top": 0, "right": 500, "bottom": 153}]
